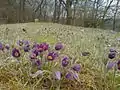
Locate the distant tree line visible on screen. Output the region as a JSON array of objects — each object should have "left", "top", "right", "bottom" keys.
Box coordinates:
[{"left": 0, "top": 0, "right": 120, "bottom": 31}]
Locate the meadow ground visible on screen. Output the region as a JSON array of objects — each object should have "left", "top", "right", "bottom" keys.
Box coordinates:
[{"left": 0, "top": 22, "right": 120, "bottom": 90}]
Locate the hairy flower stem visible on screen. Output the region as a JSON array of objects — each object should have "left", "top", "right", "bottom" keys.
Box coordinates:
[
  {"left": 56, "top": 80, "right": 61, "bottom": 90},
  {"left": 112, "top": 65, "right": 117, "bottom": 90},
  {"left": 103, "top": 64, "right": 107, "bottom": 90}
]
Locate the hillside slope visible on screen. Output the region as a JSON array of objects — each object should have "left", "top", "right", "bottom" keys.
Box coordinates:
[{"left": 0, "top": 22, "right": 120, "bottom": 90}]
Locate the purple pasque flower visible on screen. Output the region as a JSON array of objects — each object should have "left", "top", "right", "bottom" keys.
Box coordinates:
[
  {"left": 29, "top": 53, "right": 37, "bottom": 59},
  {"left": 0, "top": 42, "right": 4, "bottom": 50},
  {"left": 23, "top": 46, "right": 30, "bottom": 52},
  {"left": 35, "top": 44, "right": 44, "bottom": 52},
  {"left": 117, "top": 60, "right": 120, "bottom": 70},
  {"left": 35, "top": 59, "right": 41, "bottom": 69},
  {"left": 30, "top": 58, "right": 41, "bottom": 69},
  {"left": 109, "top": 48, "right": 116, "bottom": 53},
  {"left": 41, "top": 42, "right": 49, "bottom": 51},
  {"left": 62, "top": 57, "right": 69, "bottom": 67},
  {"left": 12, "top": 48, "right": 20, "bottom": 58},
  {"left": 65, "top": 72, "right": 73, "bottom": 80},
  {"left": 47, "top": 52, "right": 58, "bottom": 61},
  {"left": 55, "top": 71, "right": 61, "bottom": 80},
  {"left": 108, "top": 52, "right": 116, "bottom": 59},
  {"left": 65, "top": 71, "right": 79, "bottom": 80},
  {"left": 31, "top": 48, "right": 39, "bottom": 56},
  {"left": 24, "top": 40, "right": 30, "bottom": 47},
  {"left": 5, "top": 44, "right": 10, "bottom": 50},
  {"left": 35, "top": 43, "right": 49, "bottom": 52},
  {"left": 106, "top": 61, "right": 116, "bottom": 70},
  {"left": 17, "top": 40, "right": 24, "bottom": 46},
  {"left": 55, "top": 43, "right": 63, "bottom": 50},
  {"left": 72, "top": 64, "right": 81, "bottom": 72},
  {"left": 73, "top": 72, "right": 79, "bottom": 80},
  {"left": 32, "top": 42, "right": 38, "bottom": 49},
  {"left": 35, "top": 59, "right": 41, "bottom": 66}
]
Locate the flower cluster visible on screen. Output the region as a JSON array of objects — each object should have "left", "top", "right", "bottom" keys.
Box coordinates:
[
  {"left": 0, "top": 42, "right": 10, "bottom": 51},
  {"left": 1, "top": 40, "right": 81, "bottom": 81},
  {"left": 0, "top": 42, "right": 10, "bottom": 53},
  {"left": 107, "top": 48, "right": 120, "bottom": 70}
]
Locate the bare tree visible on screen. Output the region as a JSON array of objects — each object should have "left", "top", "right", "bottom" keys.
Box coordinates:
[
  {"left": 43, "top": 0, "right": 47, "bottom": 21},
  {"left": 53, "top": 0, "right": 57, "bottom": 22},
  {"left": 56, "top": 0, "right": 62, "bottom": 23},
  {"left": 113, "top": 0, "right": 120, "bottom": 31},
  {"left": 0, "top": 0, "right": 119, "bottom": 31},
  {"left": 83, "top": 0, "right": 88, "bottom": 27},
  {"left": 35, "top": 0, "right": 44, "bottom": 19},
  {"left": 73, "top": 0, "right": 78, "bottom": 25},
  {"left": 100, "top": 0, "right": 114, "bottom": 28},
  {"left": 18, "top": 0, "right": 26, "bottom": 23},
  {"left": 66, "top": 0, "right": 72, "bottom": 25}
]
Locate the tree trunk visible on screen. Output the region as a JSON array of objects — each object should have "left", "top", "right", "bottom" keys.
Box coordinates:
[
  {"left": 113, "top": 0, "right": 120, "bottom": 31},
  {"left": 35, "top": 0, "right": 44, "bottom": 19},
  {"left": 18, "top": 0, "right": 22, "bottom": 23},
  {"left": 53, "top": 0, "right": 57, "bottom": 23},
  {"left": 21, "top": 0, "right": 26, "bottom": 22},
  {"left": 92, "top": 0, "right": 96, "bottom": 20},
  {"left": 73, "top": 0, "right": 77, "bottom": 25},
  {"left": 44, "top": 0, "right": 47, "bottom": 21},
  {"left": 83, "top": 0, "right": 88, "bottom": 27},
  {"left": 56, "top": 0, "right": 62, "bottom": 23},
  {"left": 66, "top": 0, "right": 72, "bottom": 25},
  {"left": 100, "top": 0, "right": 113, "bottom": 28},
  {"left": 18, "top": 0, "right": 26, "bottom": 23},
  {"left": 94, "top": 0, "right": 100, "bottom": 27}
]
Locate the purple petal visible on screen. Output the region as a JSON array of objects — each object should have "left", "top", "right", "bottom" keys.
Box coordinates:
[
  {"left": 65, "top": 72, "right": 73, "bottom": 80},
  {"left": 73, "top": 73, "right": 79, "bottom": 80},
  {"left": 0, "top": 42, "right": 4, "bottom": 50},
  {"left": 5, "top": 44, "right": 10, "bottom": 50},
  {"left": 24, "top": 40, "right": 30, "bottom": 46},
  {"left": 108, "top": 52, "right": 116, "bottom": 59},
  {"left": 17, "top": 40, "right": 24, "bottom": 46},
  {"left": 55, "top": 71, "right": 61, "bottom": 80},
  {"left": 72, "top": 64, "right": 81, "bottom": 72},
  {"left": 109, "top": 48, "right": 117, "bottom": 52},
  {"left": 117, "top": 60, "right": 120, "bottom": 70},
  {"left": 62, "top": 57, "right": 69, "bottom": 67},
  {"left": 107, "top": 61, "right": 116, "bottom": 70},
  {"left": 55, "top": 43, "right": 63, "bottom": 50}
]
